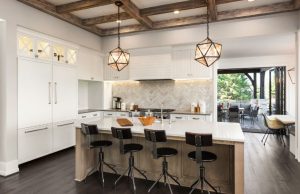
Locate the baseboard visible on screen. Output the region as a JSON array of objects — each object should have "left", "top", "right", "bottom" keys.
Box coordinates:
[{"left": 0, "top": 160, "right": 19, "bottom": 176}]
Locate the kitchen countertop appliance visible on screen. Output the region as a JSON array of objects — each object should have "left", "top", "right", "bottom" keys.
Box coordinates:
[{"left": 112, "top": 97, "right": 122, "bottom": 109}]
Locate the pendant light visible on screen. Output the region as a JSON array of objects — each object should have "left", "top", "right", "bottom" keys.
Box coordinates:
[
  {"left": 195, "top": 1, "right": 222, "bottom": 67},
  {"left": 108, "top": 1, "right": 130, "bottom": 71}
]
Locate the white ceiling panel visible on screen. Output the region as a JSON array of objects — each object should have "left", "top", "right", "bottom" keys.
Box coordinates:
[
  {"left": 46, "top": 0, "right": 79, "bottom": 6},
  {"left": 218, "top": 0, "right": 290, "bottom": 12},
  {"left": 72, "top": 5, "right": 124, "bottom": 19},
  {"left": 132, "top": 0, "right": 187, "bottom": 9},
  {"left": 149, "top": 8, "right": 206, "bottom": 22},
  {"left": 97, "top": 19, "right": 139, "bottom": 29}
]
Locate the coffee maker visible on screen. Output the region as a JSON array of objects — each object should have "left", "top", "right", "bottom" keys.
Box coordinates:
[{"left": 112, "top": 97, "right": 122, "bottom": 109}]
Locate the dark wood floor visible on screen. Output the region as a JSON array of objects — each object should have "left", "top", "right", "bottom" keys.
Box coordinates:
[{"left": 0, "top": 133, "right": 300, "bottom": 194}]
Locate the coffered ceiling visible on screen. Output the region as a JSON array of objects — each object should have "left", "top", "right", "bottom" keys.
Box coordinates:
[{"left": 18, "top": 0, "right": 300, "bottom": 36}]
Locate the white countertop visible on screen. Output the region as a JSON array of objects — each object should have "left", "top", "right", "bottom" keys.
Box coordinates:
[{"left": 76, "top": 117, "right": 245, "bottom": 143}]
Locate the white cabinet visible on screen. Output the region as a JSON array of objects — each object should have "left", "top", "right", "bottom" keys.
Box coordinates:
[
  {"left": 104, "top": 58, "right": 129, "bottom": 81},
  {"left": 170, "top": 114, "right": 188, "bottom": 121},
  {"left": 130, "top": 54, "right": 172, "bottom": 80},
  {"left": 170, "top": 114, "right": 212, "bottom": 121},
  {"left": 188, "top": 115, "right": 207, "bottom": 121},
  {"left": 17, "top": 33, "right": 52, "bottom": 61},
  {"left": 18, "top": 58, "right": 53, "bottom": 128},
  {"left": 77, "top": 47, "right": 103, "bottom": 81},
  {"left": 53, "top": 43, "right": 77, "bottom": 65},
  {"left": 18, "top": 124, "right": 52, "bottom": 164},
  {"left": 172, "top": 48, "right": 212, "bottom": 79},
  {"left": 52, "top": 64, "right": 78, "bottom": 122},
  {"left": 103, "top": 111, "right": 129, "bottom": 117},
  {"left": 52, "top": 121, "right": 76, "bottom": 152}
]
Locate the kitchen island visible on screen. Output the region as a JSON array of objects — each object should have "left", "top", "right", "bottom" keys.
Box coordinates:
[{"left": 75, "top": 118, "right": 244, "bottom": 194}]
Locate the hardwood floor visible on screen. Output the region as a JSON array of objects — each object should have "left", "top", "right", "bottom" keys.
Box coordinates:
[{"left": 0, "top": 133, "right": 299, "bottom": 194}]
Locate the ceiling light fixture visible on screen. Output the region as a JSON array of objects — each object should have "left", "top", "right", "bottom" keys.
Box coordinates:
[
  {"left": 194, "top": 0, "right": 222, "bottom": 67},
  {"left": 248, "top": 0, "right": 255, "bottom": 2},
  {"left": 174, "top": 10, "right": 180, "bottom": 14},
  {"left": 108, "top": 1, "right": 130, "bottom": 71}
]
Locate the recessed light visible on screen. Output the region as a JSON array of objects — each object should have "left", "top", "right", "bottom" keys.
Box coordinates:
[
  {"left": 116, "top": 20, "right": 122, "bottom": 23},
  {"left": 248, "top": 0, "right": 255, "bottom": 2},
  {"left": 174, "top": 10, "right": 180, "bottom": 14}
]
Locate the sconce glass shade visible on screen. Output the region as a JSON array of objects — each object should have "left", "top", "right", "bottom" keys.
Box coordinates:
[
  {"left": 288, "top": 67, "right": 295, "bottom": 84},
  {"left": 108, "top": 47, "right": 130, "bottom": 71},
  {"left": 195, "top": 37, "right": 222, "bottom": 67}
]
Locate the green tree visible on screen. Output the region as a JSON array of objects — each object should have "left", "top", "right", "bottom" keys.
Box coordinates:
[{"left": 218, "top": 74, "right": 253, "bottom": 101}]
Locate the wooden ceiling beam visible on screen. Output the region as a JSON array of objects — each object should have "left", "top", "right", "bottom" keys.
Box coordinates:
[
  {"left": 140, "top": 0, "right": 206, "bottom": 16},
  {"left": 217, "top": 2, "right": 295, "bottom": 21},
  {"left": 113, "top": 0, "right": 153, "bottom": 28},
  {"left": 294, "top": 0, "right": 300, "bottom": 9},
  {"left": 207, "top": 0, "right": 217, "bottom": 21},
  {"left": 101, "top": 1, "right": 296, "bottom": 36},
  {"left": 56, "top": 0, "right": 112, "bottom": 13},
  {"left": 17, "top": 0, "right": 103, "bottom": 36},
  {"left": 83, "top": 12, "right": 131, "bottom": 26},
  {"left": 101, "top": 15, "right": 207, "bottom": 36}
]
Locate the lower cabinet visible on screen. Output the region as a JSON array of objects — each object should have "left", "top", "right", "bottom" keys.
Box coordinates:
[
  {"left": 52, "top": 120, "right": 76, "bottom": 152},
  {"left": 170, "top": 114, "right": 212, "bottom": 121},
  {"left": 103, "top": 111, "right": 129, "bottom": 118},
  {"left": 18, "top": 124, "right": 52, "bottom": 164},
  {"left": 18, "top": 120, "right": 76, "bottom": 164}
]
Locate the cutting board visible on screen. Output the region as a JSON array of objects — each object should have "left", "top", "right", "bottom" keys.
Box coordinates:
[{"left": 116, "top": 118, "right": 133, "bottom": 127}]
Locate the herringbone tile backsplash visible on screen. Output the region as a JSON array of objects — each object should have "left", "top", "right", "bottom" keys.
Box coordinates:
[{"left": 112, "top": 80, "right": 213, "bottom": 112}]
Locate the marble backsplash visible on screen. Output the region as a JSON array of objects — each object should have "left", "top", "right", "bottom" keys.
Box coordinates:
[{"left": 112, "top": 80, "right": 213, "bottom": 112}]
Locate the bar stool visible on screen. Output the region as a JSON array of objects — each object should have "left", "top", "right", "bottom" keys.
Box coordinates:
[
  {"left": 185, "top": 132, "right": 219, "bottom": 194},
  {"left": 144, "top": 129, "right": 181, "bottom": 194},
  {"left": 111, "top": 127, "right": 147, "bottom": 191},
  {"left": 81, "top": 123, "right": 117, "bottom": 185}
]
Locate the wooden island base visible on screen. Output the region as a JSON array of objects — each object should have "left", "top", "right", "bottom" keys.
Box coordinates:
[{"left": 75, "top": 128, "right": 244, "bottom": 194}]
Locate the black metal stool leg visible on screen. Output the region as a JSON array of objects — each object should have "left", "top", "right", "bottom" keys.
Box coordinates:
[
  {"left": 204, "top": 178, "right": 218, "bottom": 193},
  {"left": 167, "top": 172, "right": 181, "bottom": 186},
  {"left": 166, "top": 176, "right": 173, "bottom": 194},
  {"left": 133, "top": 166, "right": 147, "bottom": 180},
  {"left": 131, "top": 167, "right": 136, "bottom": 191},
  {"left": 148, "top": 174, "right": 163, "bottom": 193},
  {"left": 115, "top": 166, "right": 130, "bottom": 185},
  {"left": 103, "top": 161, "right": 118, "bottom": 174},
  {"left": 189, "top": 179, "right": 200, "bottom": 194}
]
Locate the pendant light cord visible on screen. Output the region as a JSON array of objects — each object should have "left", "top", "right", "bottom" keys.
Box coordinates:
[
  {"left": 118, "top": 4, "right": 120, "bottom": 48},
  {"left": 206, "top": 0, "right": 209, "bottom": 38}
]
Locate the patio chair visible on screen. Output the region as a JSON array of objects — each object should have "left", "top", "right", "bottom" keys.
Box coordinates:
[
  {"left": 240, "top": 104, "right": 251, "bottom": 124},
  {"left": 250, "top": 106, "right": 259, "bottom": 124},
  {"left": 261, "top": 113, "right": 285, "bottom": 146},
  {"left": 228, "top": 107, "right": 239, "bottom": 123}
]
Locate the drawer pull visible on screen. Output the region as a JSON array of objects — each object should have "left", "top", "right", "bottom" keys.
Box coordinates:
[
  {"left": 93, "top": 114, "right": 98, "bottom": 116},
  {"left": 82, "top": 116, "right": 87, "bottom": 118},
  {"left": 192, "top": 118, "right": 200, "bottom": 120},
  {"left": 25, "top": 127, "right": 48, "bottom": 133},
  {"left": 175, "top": 117, "right": 182, "bottom": 119},
  {"left": 107, "top": 114, "right": 113, "bottom": 116},
  {"left": 57, "top": 122, "right": 74, "bottom": 127}
]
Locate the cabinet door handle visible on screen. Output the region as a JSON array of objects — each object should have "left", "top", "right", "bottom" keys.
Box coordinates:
[
  {"left": 81, "top": 116, "right": 87, "bottom": 118},
  {"left": 57, "top": 122, "right": 74, "bottom": 127},
  {"left": 107, "top": 114, "right": 113, "bottom": 116},
  {"left": 192, "top": 118, "right": 200, "bottom": 120},
  {"left": 37, "top": 49, "right": 42, "bottom": 53},
  {"left": 25, "top": 127, "right": 48, "bottom": 133},
  {"left": 175, "top": 117, "right": 182, "bottom": 119},
  {"left": 48, "top": 82, "right": 51, "bottom": 104},
  {"left": 93, "top": 114, "right": 98, "bottom": 116},
  {"left": 54, "top": 82, "right": 57, "bottom": 104}
]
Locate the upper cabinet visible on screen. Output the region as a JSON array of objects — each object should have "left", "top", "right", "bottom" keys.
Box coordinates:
[
  {"left": 129, "top": 54, "right": 172, "bottom": 80},
  {"left": 17, "top": 29, "right": 78, "bottom": 65},
  {"left": 103, "top": 56, "right": 129, "bottom": 81},
  {"left": 77, "top": 47, "right": 103, "bottom": 81},
  {"left": 172, "top": 48, "right": 212, "bottom": 79}
]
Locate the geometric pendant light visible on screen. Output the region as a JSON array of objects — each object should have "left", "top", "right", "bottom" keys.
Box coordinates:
[
  {"left": 108, "top": 1, "right": 130, "bottom": 71},
  {"left": 195, "top": 1, "right": 222, "bottom": 67}
]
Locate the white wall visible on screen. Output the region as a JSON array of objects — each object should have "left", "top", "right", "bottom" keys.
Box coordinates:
[{"left": 0, "top": 0, "right": 102, "bottom": 176}]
